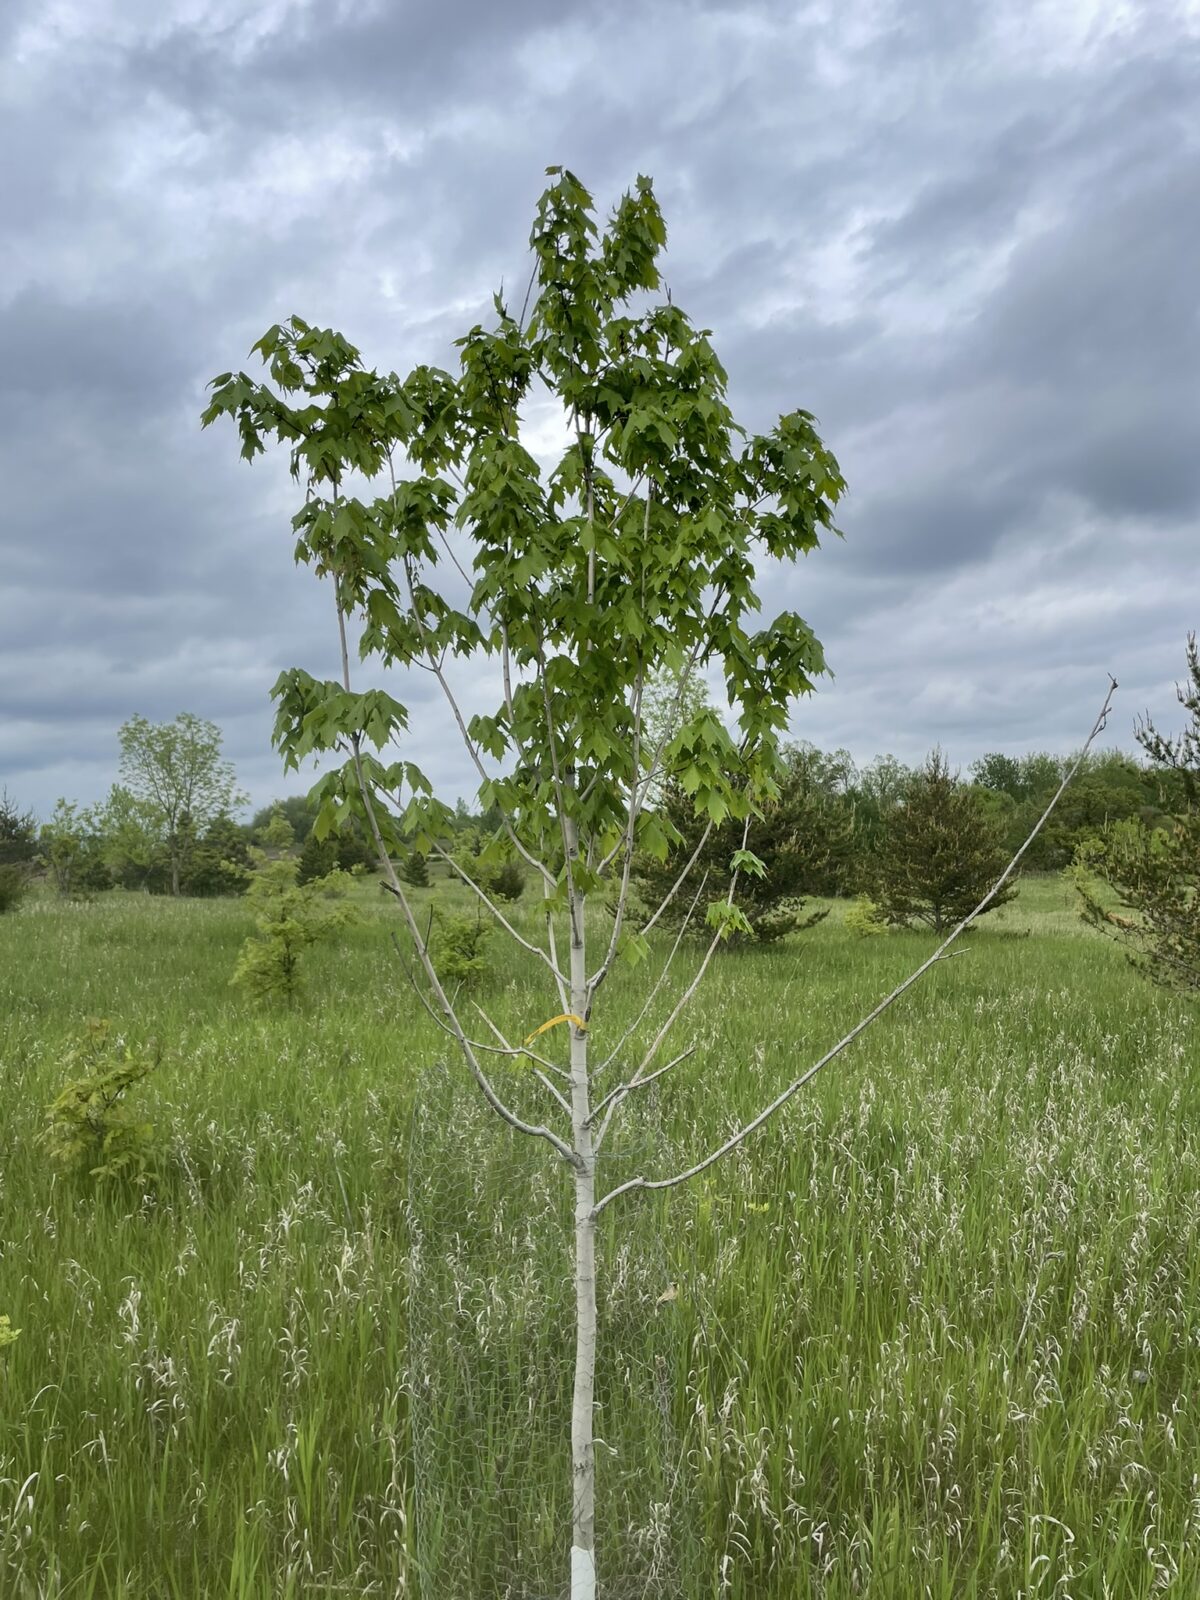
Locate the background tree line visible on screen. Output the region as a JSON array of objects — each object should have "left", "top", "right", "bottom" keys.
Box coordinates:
[{"left": 2, "top": 700, "right": 1191, "bottom": 944}]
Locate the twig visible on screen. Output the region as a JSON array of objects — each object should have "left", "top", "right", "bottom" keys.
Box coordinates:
[
  {"left": 471, "top": 1003, "right": 573, "bottom": 1115},
  {"left": 588, "top": 1047, "right": 695, "bottom": 1134},
  {"left": 331, "top": 575, "right": 578, "bottom": 1169},
  {"left": 594, "top": 876, "right": 708, "bottom": 1076},
  {"left": 592, "top": 678, "right": 1118, "bottom": 1216},
  {"left": 429, "top": 844, "right": 565, "bottom": 983}
]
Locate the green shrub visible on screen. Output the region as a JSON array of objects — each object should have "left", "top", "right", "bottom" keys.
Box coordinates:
[
  {"left": 42, "top": 1019, "right": 161, "bottom": 1182},
  {"left": 0, "top": 1315, "right": 19, "bottom": 1353},
  {"left": 232, "top": 817, "right": 356, "bottom": 1004},
  {"left": 40, "top": 799, "right": 112, "bottom": 897},
  {"left": 844, "top": 895, "right": 890, "bottom": 937},
  {"left": 430, "top": 910, "right": 491, "bottom": 985}
]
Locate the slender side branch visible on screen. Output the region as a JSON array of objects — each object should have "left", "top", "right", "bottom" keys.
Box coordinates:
[
  {"left": 588, "top": 1047, "right": 695, "bottom": 1133},
  {"left": 592, "top": 678, "right": 1118, "bottom": 1217},
  {"left": 470, "top": 1003, "right": 574, "bottom": 1116},
  {"left": 544, "top": 898, "right": 570, "bottom": 1014},
  {"left": 595, "top": 876, "right": 708, "bottom": 1076},
  {"left": 637, "top": 820, "right": 715, "bottom": 939},
  {"left": 386, "top": 480, "right": 553, "bottom": 892},
  {"left": 429, "top": 844, "right": 565, "bottom": 984},
  {"left": 332, "top": 580, "right": 577, "bottom": 1168},
  {"left": 535, "top": 638, "right": 582, "bottom": 942},
  {"left": 587, "top": 665, "right": 646, "bottom": 994},
  {"left": 387, "top": 932, "right": 564, "bottom": 1084},
  {"left": 594, "top": 821, "right": 750, "bottom": 1144},
  {"left": 594, "top": 628, "right": 705, "bottom": 883}
]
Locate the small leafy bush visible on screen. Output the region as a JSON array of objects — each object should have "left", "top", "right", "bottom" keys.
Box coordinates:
[
  {"left": 0, "top": 1315, "right": 20, "bottom": 1353},
  {"left": 42, "top": 1019, "right": 161, "bottom": 1182},
  {"left": 0, "top": 864, "right": 28, "bottom": 914},
  {"left": 845, "top": 895, "right": 890, "bottom": 937},
  {"left": 431, "top": 910, "right": 491, "bottom": 985},
  {"left": 232, "top": 840, "right": 355, "bottom": 1004}
]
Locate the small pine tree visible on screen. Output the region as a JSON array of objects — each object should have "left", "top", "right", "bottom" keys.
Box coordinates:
[
  {"left": 874, "top": 749, "right": 1017, "bottom": 933},
  {"left": 181, "top": 814, "right": 252, "bottom": 896},
  {"left": 632, "top": 776, "right": 827, "bottom": 945},
  {"left": 231, "top": 813, "right": 355, "bottom": 1003},
  {"left": 0, "top": 790, "right": 37, "bottom": 867},
  {"left": 484, "top": 857, "right": 524, "bottom": 902},
  {"left": 401, "top": 848, "right": 430, "bottom": 888},
  {"left": 297, "top": 829, "right": 338, "bottom": 884},
  {"left": 333, "top": 825, "right": 375, "bottom": 874},
  {"left": 1073, "top": 634, "right": 1199, "bottom": 996},
  {"left": 0, "top": 866, "right": 28, "bottom": 915},
  {"left": 0, "top": 790, "right": 37, "bottom": 912}
]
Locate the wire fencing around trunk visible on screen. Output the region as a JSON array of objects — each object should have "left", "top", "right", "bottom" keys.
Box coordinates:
[{"left": 406, "top": 1061, "right": 691, "bottom": 1598}]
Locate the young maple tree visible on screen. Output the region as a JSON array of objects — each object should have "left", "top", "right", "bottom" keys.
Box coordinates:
[{"left": 204, "top": 168, "right": 1113, "bottom": 1597}]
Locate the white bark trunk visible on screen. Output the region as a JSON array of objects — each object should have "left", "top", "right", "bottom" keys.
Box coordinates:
[{"left": 569, "top": 890, "right": 598, "bottom": 1599}]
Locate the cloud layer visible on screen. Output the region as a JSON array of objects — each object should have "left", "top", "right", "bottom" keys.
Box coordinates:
[{"left": 2, "top": 0, "right": 1197, "bottom": 817}]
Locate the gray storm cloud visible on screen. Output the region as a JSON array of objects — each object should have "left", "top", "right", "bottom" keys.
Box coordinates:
[{"left": 1, "top": 0, "right": 1196, "bottom": 817}]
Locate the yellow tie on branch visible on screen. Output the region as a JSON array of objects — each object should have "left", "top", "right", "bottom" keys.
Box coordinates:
[{"left": 523, "top": 1013, "right": 587, "bottom": 1047}]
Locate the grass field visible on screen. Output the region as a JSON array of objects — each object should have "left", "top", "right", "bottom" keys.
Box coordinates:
[{"left": 1, "top": 875, "right": 1196, "bottom": 1597}]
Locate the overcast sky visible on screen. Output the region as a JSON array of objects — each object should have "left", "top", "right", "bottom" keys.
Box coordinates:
[{"left": 2, "top": 0, "right": 1197, "bottom": 820}]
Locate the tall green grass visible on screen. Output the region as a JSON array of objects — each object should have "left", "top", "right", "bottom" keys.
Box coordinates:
[{"left": 0, "top": 878, "right": 1195, "bottom": 1596}]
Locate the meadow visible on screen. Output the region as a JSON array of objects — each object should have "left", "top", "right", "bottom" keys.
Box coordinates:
[{"left": 0, "top": 875, "right": 1196, "bottom": 1597}]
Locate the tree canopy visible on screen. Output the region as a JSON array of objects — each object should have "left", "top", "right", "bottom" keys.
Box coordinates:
[{"left": 117, "top": 713, "right": 246, "bottom": 896}]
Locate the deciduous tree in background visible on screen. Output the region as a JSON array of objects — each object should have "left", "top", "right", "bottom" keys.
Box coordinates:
[
  {"left": 39, "top": 799, "right": 113, "bottom": 896},
  {"left": 205, "top": 168, "right": 1113, "bottom": 1597},
  {"left": 117, "top": 713, "right": 246, "bottom": 896}
]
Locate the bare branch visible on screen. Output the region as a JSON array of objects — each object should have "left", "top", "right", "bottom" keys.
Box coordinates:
[
  {"left": 544, "top": 897, "right": 570, "bottom": 1014},
  {"left": 331, "top": 577, "right": 578, "bottom": 1169},
  {"left": 383, "top": 455, "right": 554, "bottom": 894},
  {"left": 593, "top": 678, "right": 1119, "bottom": 1217},
  {"left": 589, "top": 1046, "right": 695, "bottom": 1142},
  {"left": 535, "top": 637, "right": 582, "bottom": 942},
  {"left": 389, "top": 935, "right": 570, "bottom": 1124},
  {"left": 594, "top": 626, "right": 703, "bottom": 884},
  {"left": 429, "top": 844, "right": 566, "bottom": 983},
  {"left": 594, "top": 874, "right": 708, "bottom": 1077},
  {"left": 470, "top": 1002, "right": 573, "bottom": 1116},
  {"left": 402, "top": 557, "right": 554, "bottom": 892},
  {"left": 602, "top": 827, "right": 747, "bottom": 1109},
  {"left": 637, "top": 819, "right": 715, "bottom": 940},
  {"left": 470, "top": 1000, "right": 570, "bottom": 1082},
  {"left": 587, "top": 666, "right": 646, "bottom": 995}
]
